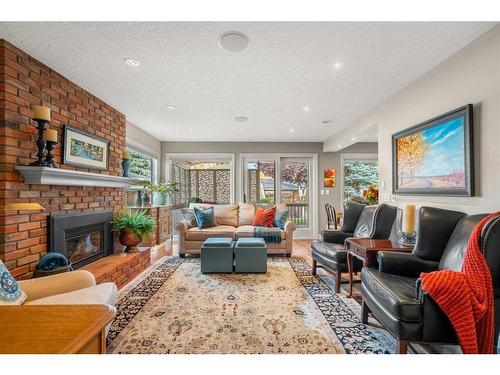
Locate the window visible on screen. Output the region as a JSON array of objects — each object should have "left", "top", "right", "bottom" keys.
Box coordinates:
[
  {"left": 126, "top": 146, "right": 158, "bottom": 184},
  {"left": 342, "top": 157, "right": 378, "bottom": 203}
]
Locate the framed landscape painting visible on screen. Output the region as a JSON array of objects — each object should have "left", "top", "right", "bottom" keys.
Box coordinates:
[
  {"left": 392, "top": 104, "right": 474, "bottom": 196},
  {"left": 63, "top": 125, "right": 110, "bottom": 170}
]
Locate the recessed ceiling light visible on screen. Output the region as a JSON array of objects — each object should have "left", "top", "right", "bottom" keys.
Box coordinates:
[
  {"left": 234, "top": 116, "right": 249, "bottom": 122},
  {"left": 167, "top": 105, "right": 177, "bottom": 111},
  {"left": 302, "top": 106, "right": 311, "bottom": 113},
  {"left": 350, "top": 136, "right": 357, "bottom": 141},
  {"left": 337, "top": 144, "right": 342, "bottom": 148},
  {"left": 218, "top": 31, "right": 249, "bottom": 52},
  {"left": 124, "top": 58, "right": 140, "bottom": 66},
  {"left": 333, "top": 61, "right": 345, "bottom": 70},
  {"left": 188, "top": 128, "right": 193, "bottom": 132},
  {"left": 290, "top": 128, "right": 295, "bottom": 133}
]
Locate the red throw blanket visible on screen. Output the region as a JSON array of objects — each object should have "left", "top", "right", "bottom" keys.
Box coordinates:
[{"left": 420, "top": 212, "right": 498, "bottom": 354}]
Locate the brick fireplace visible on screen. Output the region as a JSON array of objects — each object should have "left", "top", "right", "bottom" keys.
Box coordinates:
[{"left": 0, "top": 39, "right": 126, "bottom": 279}]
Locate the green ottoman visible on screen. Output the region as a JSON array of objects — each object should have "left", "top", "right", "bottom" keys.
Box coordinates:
[
  {"left": 201, "top": 237, "right": 234, "bottom": 274},
  {"left": 234, "top": 238, "right": 267, "bottom": 273}
]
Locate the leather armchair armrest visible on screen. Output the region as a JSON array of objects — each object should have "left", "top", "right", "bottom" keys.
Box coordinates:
[
  {"left": 321, "top": 229, "right": 352, "bottom": 244},
  {"left": 18, "top": 270, "right": 96, "bottom": 303},
  {"left": 377, "top": 251, "right": 439, "bottom": 278}
]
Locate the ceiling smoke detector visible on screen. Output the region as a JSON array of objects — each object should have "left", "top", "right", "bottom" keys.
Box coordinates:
[{"left": 219, "top": 32, "right": 249, "bottom": 52}]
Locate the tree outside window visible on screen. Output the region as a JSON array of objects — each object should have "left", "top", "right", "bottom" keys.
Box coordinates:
[{"left": 343, "top": 160, "right": 379, "bottom": 202}]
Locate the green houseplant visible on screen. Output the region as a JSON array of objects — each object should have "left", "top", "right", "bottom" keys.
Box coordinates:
[{"left": 112, "top": 210, "right": 156, "bottom": 252}]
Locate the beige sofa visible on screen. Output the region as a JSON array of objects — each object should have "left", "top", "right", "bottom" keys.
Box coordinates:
[{"left": 176, "top": 203, "right": 297, "bottom": 257}]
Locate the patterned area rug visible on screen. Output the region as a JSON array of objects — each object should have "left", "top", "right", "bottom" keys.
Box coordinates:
[{"left": 107, "top": 257, "right": 394, "bottom": 354}]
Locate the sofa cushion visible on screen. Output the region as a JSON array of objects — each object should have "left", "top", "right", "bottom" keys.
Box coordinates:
[
  {"left": 181, "top": 208, "right": 197, "bottom": 228},
  {"left": 236, "top": 225, "right": 285, "bottom": 240},
  {"left": 238, "top": 203, "right": 255, "bottom": 226},
  {"left": 274, "top": 208, "right": 290, "bottom": 229},
  {"left": 311, "top": 240, "right": 347, "bottom": 262},
  {"left": 194, "top": 207, "right": 217, "bottom": 229},
  {"left": 252, "top": 206, "right": 276, "bottom": 227},
  {"left": 190, "top": 203, "right": 238, "bottom": 227},
  {"left": 26, "top": 282, "right": 117, "bottom": 306},
  {"left": 361, "top": 268, "right": 422, "bottom": 323},
  {"left": 186, "top": 225, "right": 236, "bottom": 241}
]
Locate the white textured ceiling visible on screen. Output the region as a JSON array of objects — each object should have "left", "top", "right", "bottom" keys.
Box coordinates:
[{"left": 0, "top": 22, "right": 495, "bottom": 142}]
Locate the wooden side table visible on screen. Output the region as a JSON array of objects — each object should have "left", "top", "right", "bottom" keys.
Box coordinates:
[
  {"left": 345, "top": 238, "right": 413, "bottom": 298},
  {"left": 0, "top": 304, "right": 116, "bottom": 354}
]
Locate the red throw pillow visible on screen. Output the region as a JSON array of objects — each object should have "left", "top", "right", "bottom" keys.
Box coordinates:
[{"left": 252, "top": 206, "right": 276, "bottom": 227}]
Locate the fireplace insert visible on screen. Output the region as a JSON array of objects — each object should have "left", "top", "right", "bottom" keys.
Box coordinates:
[{"left": 48, "top": 210, "right": 114, "bottom": 269}]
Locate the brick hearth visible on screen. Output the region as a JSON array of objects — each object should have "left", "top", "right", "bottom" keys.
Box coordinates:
[
  {"left": 0, "top": 39, "right": 126, "bottom": 279},
  {"left": 82, "top": 248, "right": 151, "bottom": 290}
]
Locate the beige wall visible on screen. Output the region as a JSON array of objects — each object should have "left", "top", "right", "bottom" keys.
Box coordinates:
[
  {"left": 324, "top": 25, "right": 500, "bottom": 214},
  {"left": 162, "top": 141, "right": 377, "bottom": 234}
]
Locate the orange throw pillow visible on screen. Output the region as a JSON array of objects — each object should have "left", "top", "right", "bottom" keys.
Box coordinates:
[{"left": 252, "top": 206, "right": 277, "bottom": 227}]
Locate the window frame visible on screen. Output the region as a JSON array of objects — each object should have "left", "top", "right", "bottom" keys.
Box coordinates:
[{"left": 126, "top": 145, "right": 158, "bottom": 189}]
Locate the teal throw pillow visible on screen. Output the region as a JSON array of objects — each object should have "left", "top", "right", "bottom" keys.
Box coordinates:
[
  {"left": 274, "top": 209, "right": 290, "bottom": 229},
  {"left": 0, "top": 260, "right": 26, "bottom": 305},
  {"left": 194, "top": 207, "right": 216, "bottom": 229}
]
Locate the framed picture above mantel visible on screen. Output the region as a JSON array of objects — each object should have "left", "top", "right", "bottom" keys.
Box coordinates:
[
  {"left": 63, "top": 125, "right": 110, "bottom": 170},
  {"left": 392, "top": 104, "right": 474, "bottom": 196}
]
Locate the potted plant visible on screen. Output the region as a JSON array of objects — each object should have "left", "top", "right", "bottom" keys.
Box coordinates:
[
  {"left": 150, "top": 180, "right": 180, "bottom": 206},
  {"left": 112, "top": 210, "right": 156, "bottom": 252}
]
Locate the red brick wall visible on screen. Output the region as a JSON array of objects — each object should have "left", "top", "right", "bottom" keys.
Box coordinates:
[{"left": 0, "top": 40, "right": 126, "bottom": 279}]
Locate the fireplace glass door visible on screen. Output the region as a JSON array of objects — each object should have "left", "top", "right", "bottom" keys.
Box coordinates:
[{"left": 65, "top": 228, "right": 104, "bottom": 266}]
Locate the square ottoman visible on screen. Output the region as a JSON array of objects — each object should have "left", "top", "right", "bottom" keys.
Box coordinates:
[
  {"left": 234, "top": 237, "right": 267, "bottom": 273},
  {"left": 201, "top": 237, "right": 234, "bottom": 274}
]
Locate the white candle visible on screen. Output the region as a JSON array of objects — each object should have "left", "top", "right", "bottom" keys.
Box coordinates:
[
  {"left": 402, "top": 204, "right": 416, "bottom": 233},
  {"left": 33, "top": 105, "right": 51, "bottom": 121},
  {"left": 45, "top": 129, "right": 58, "bottom": 142}
]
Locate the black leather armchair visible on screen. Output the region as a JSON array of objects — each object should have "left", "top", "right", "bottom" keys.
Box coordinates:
[
  {"left": 361, "top": 206, "right": 500, "bottom": 353},
  {"left": 311, "top": 202, "right": 397, "bottom": 293}
]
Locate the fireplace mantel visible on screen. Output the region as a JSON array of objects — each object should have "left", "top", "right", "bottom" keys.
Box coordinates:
[{"left": 15, "top": 166, "right": 134, "bottom": 188}]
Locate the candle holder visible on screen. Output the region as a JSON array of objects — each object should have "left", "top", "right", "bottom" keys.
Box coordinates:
[
  {"left": 45, "top": 141, "right": 58, "bottom": 168},
  {"left": 396, "top": 203, "right": 418, "bottom": 246},
  {"left": 29, "top": 119, "right": 49, "bottom": 166},
  {"left": 122, "top": 158, "right": 130, "bottom": 177}
]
